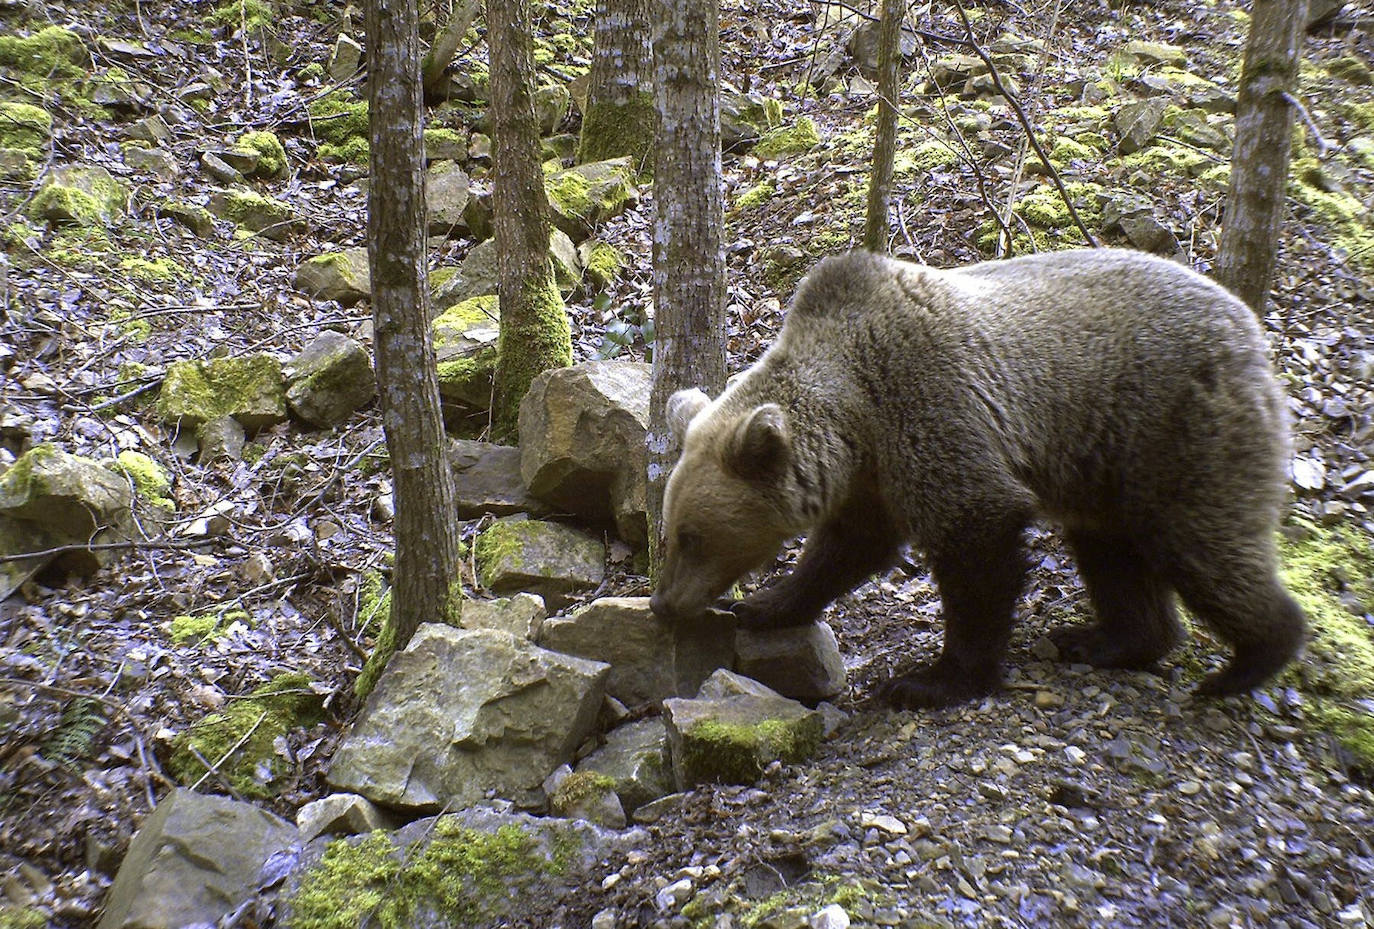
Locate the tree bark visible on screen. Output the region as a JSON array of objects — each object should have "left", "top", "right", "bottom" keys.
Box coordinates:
[
  {"left": 359, "top": 0, "right": 462, "bottom": 692},
  {"left": 1215, "top": 0, "right": 1308, "bottom": 314},
  {"left": 488, "top": 0, "right": 572, "bottom": 443},
  {"left": 862, "top": 0, "right": 903, "bottom": 252},
  {"left": 421, "top": 0, "right": 482, "bottom": 97},
  {"left": 646, "top": 0, "right": 727, "bottom": 574},
  {"left": 579, "top": 0, "right": 656, "bottom": 167}
]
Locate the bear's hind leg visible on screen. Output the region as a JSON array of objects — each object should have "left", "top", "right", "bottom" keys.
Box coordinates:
[
  {"left": 882, "top": 518, "right": 1027, "bottom": 710},
  {"left": 1049, "top": 530, "right": 1183, "bottom": 670},
  {"left": 1168, "top": 546, "right": 1306, "bottom": 695}
]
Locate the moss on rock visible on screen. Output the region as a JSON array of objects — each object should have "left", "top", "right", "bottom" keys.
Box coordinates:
[
  {"left": 0, "top": 101, "right": 52, "bottom": 155},
  {"left": 156, "top": 354, "right": 288, "bottom": 431},
  {"left": 28, "top": 165, "right": 127, "bottom": 227},
  {"left": 108, "top": 451, "right": 173, "bottom": 508},
  {"left": 237, "top": 129, "right": 288, "bottom": 178},
  {"left": 168, "top": 671, "right": 322, "bottom": 797},
  {"left": 754, "top": 117, "right": 821, "bottom": 158},
  {"left": 0, "top": 25, "right": 89, "bottom": 84},
  {"left": 1279, "top": 522, "right": 1374, "bottom": 770}
]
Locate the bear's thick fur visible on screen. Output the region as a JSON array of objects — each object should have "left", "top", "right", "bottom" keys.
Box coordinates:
[{"left": 650, "top": 248, "right": 1305, "bottom": 708}]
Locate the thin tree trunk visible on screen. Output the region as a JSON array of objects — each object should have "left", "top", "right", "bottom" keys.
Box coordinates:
[
  {"left": 1215, "top": 0, "right": 1308, "bottom": 313},
  {"left": 579, "top": 0, "right": 655, "bottom": 166},
  {"left": 488, "top": 0, "right": 572, "bottom": 442},
  {"left": 359, "top": 0, "right": 462, "bottom": 693},
  {"left": 646, "top": 0, "right": 727, "bottom": 575},
  {"left": 863, "top": 0, "right": 903, "bottom": 252},
  {"left": 421, "top": 0, "right": 482, "bottom": 97}
]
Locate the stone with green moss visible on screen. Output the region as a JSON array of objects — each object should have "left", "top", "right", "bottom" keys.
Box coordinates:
[
  {"left": 733, "top": 180, "right": 776, "bottom": 212},
  {"left": 474, "top": 518, "right": 604, "bottom": 609},
  {"left": 285, "top": 330, "right": 376, "bottom": 427},
  {"left": 212, "top": 0, "right": 275, "bottom": 31},
  {"left": 235, "top": 129, "right": 288, "bottom": 178},
  {"left": 1279, "top": 522, "right": 1374, "bottom": 771},
  {"left": 578, "top": 89, "right": 656, "bottom": 166},
  {"left": 663, "top": 691, "right": 823, "bottom": 788},
  {"left": 434, "top": 295, "right": 500, "bottom": 410},
  {"left": 0, "top": 907, "right": 45, "bottom": 929},
  {"left": 896, "top": 138, "right": 960, "bottom": 175},
  {"left": 423, "top": 127, "right": 466, "bottom": 162},
  {"left": 577, "top": 239, "right": 624, "bottom": 290},
  {"left": 0, "top": 101, "right": 51, "bottom": 157},
  {"left": 207, "top": 187, "right": 304, "bottom": 240},
  {"left": 167, "top": 671, "right": 323, "bottom": 798},
  {"left": 1288, "top": 154, "right": 1374, "bottom": 273},
  {"left": 295, "top": 248, "right": 370, "bottom": 305},
  {"left": 544, "top": 157, "right": 639, "bottom": 242},
  {"left": 118, "top": 256, "right": 184, "bottom": 284},
  {"left": 156, "top": 354, "right": 288, "bottom": 432},
  {"left": 548, "top": 770, "right": 625, "bottom": 828},
  {"left": 286, "top": 809, "right": 633, "bottom": 929},
  {"left": 108, "top": 450, "right": 173, "bottom": 509},
  {"left": 308, "top": 90, "right": 368, "bottom": 145},
  {"left": 754, "top": 117, "right": 821, "bottom": 159},
  {"left": 721, "top": 91, "right": 785, "bottom": 152},
  {"left": 0, "top": 444, "right": 133, "bottom": 538},
  {"left": 1325, "top": 55, "right": 1372, "bottom": 85},
  {"left": 0, "top": 25, "right": 89, "bottom": 83},
  {"left": 157, "top": 200, "right": 217, "bottom": 237},
  {"left": 168, "top": 608, "right": 250, "bottom": 644},
  {"left": 28, "top": 164, "right": 127, "bottom": 227}
]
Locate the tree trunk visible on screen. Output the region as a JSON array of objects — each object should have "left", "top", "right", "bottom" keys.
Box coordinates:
[
  {"left": 646, "top": 0, "right": 727, "bottom": 575},
  {"left": 358, "top": 0, "right": 462, "bottom": 695},
  {"left": 488, "top": 0, "right": 572, "bottom": 443},
  {"left": 1215, "top": 0, "right": 1308, "bottom": 314},
  {"left": 862, "top": 0, "right": 903, "bottom": 252},
  {"left": 579, "top": 0, "right": 655, "bottom": 167},
  {"left": 421, "top": 0, "right": 482, "bottom": 98}
]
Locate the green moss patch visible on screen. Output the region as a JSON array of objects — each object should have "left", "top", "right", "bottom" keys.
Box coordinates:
[
  {"left": 155, "top": 354, "right": 287, "bottom": 431},
  {"left": 108, "top": 451, "right": 173, "bottom": 508},
  {"left": 288, "top": 818, "right": 575, "bottom": 929},
  {"left": 754, "top": 117, "right": 821, "bottom": 158},
  {"left": 0, "top": 101, "right": 52, "bottom": 156},
  {"left": 167, "top": 671, "right": 323, "bottom": 798},
  {"left": 168, "top": 608, "right": 250, "bottom": 644},
  {"left": 0, "top": 25, "right": 89, "bottom": 84},
  {"left": 1279, "top": 522, "right": 1374, "bottom": 771},
  {"left": 236, "top": 130, "right": 288, "bottom": 178}
]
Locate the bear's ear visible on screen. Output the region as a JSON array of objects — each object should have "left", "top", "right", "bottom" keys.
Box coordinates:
[
  {"left": 726, "top": 404, "right": 789, "bottom": 480},
  {"left": 667, "top": 389, "right": 712, "bottom": 442}
]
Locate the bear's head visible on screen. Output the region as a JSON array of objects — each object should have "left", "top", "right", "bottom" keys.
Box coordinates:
[{"left": 649, "top": 388, "right": 807, "bottom": 619}]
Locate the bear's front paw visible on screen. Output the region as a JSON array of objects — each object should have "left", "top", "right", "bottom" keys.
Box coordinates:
[
  {"left": 880, "top": 663, "right": 1000, "bottom": 710},
  {"left": 730, "top": 592, "right": 816, "bottom": 629}
]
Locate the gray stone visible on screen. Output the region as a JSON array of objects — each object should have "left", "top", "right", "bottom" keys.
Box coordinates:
[
  {"left": 538, "top": 597, "right": 680, "bottom": 706},
  {"left": 196, "top": 414, "right": 245, "bottom": 461},
  {"left": 97, "top": 788, "right": 296, "bottom": 929},
  {"left": 200, "top": 150, "right": 244, "bottom": 184},
  {"left": 0, "top": 445, "right": 133, "bottom": 539},
  {"left": 720, "top": 91, "right": 781, "bottom": 153},
  {"left": 206, "top": 188, "right": 305, "bottom": 240},
  {"left": 289, "top": 807, "right": 645, "bottom": 928},
  {"left": 29, "top": 164, "right": 127, "bottom": 226},
  {"left": 0, "top": 512, "right": 67, "bottom": 600},
  {"left": 285, "top": 331, "right": 376, "bottom": 427},
  {"left": 123, "top": 145, "right": 179, "bottom": 179},
  {"left": 295, "top": 247, "right": 370, "bottom": 305},
  {"left": 433, "top": 295, "right": 499, "bottom": 410},
  {"left": 577, "top": 717, "right": 673, "bottom": 814},
  {"left": 127, "top": 114, "right": 172, "bottom": 144},
  {"left": 1113, "top": 97, "right": 1169, "bottom": 155},
  {"left": 327, "top": 624, "right": 610, "bottom": 810},
  {"left": 1119, "top": 211, "right": 1181, "bottom": 255},
  {"left": 695, "top": 668, "right": 778, "bottom": 700},
  {"left": 474, "top": 518, "right": 605, "bottom": 609},
  {"left": 518, "top": 360, "right": 651, "bottom": 545},
  {"left": 736, "top": 622, "right": 846, "bottom": 702},
  {"left": 427, "top": 160, "right": 471, "bottom": 236},
  {"left": 327, "top": 33, "right": 363, "bottom": 82},
  {"left": 458, "top": 592, "right": 547, "bottom": 640},
  {"left": 432, "top": 228, "right": 581, "bottom": 309},
  {"left": 535, "top": 83, "right": 571, "bottom": 135},
  {"left": 295, "top": 792, "right": 397, "bottom": 843},
  {"left": 156, "top": 354, "right": 288, "bottom": 432},
  {"left": 548, "top": 770, "right": 627, "bottom": 829},
  {"left": 663, "top": 691, "right": 824, "bottom": 789},
  {"left": 847, "top": 20, "right": 917, "bottom": 79},
  {"left": 156, "top": 201, "right": 216, "bottom": 237},
  {"left": 449, "top": 439, "right": 549, "bottom": 517},
  {"left": 545, "top": 157, "right": 639, "bottom": 242}
]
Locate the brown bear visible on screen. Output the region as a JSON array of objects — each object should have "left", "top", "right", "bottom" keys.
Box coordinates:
[{"left": 649, "top": 248, "right": 1305, "bottom": 709}]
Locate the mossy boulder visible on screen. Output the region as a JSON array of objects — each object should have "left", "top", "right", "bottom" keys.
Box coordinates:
[
  {"left": 720, "top": 91, "right": 784, "bottom": 152},
  {"left": 157, "top": 201, "right": 217, "bottom": 237},
  {"left": 167, "top": 672, "right": 324, "bottom": 799},
  {"left": 28, "top": 164, "right": 128, "bottom": 227},
  {"left": 295, "top": 248, "right": 371, "bottom": 305},
  {"left": 285, "top": 331, "right": 376, "bottom": 428},
  {"left": 0, "top": 101, "right": 51, "bottom": 158},
  {"left": 1280, "top": 522, "right": 1374, "bottom": 772},
  {"left": 662, "top": 683, "right": 824, "bottom": 788},
  {"left": 754, "top": 117, "right": 822, "bottom": 159},
  {"left": 207, "top": 187, "right": 305, "bottom": 240},
  {"left": 308, "top": 90, "right": 369, "bottom": 163},
  {"left": 286, "top": 808, "right": 640, "bottom": 929},
  {"left": 234, "top": 129, "right": 289, "bottom": 178},
  {"left": 0, "top": 444, "right": 133, "bottom": 538},
  {"left": 534, "top": 83, "right": 571, "bottom": 135},
  {"left": 544, "top": 157, "right": 639, "bottom": 242},
  {"left": 107, "top": 451, "right": 173, "bottom": 509},
  {"left": 0, "top": 25, "right": 89, "bottom": 83},
  {"left": 156, "top": 354, "right": 288, "bottom": 432},
  {"left": 577, "top": 239, "right": 624, "bottom": 290},
  {"left": 474, "top": 518, "right": 605, "bottom": 609},
  {"left": 434, "top": 295, "right": 500, "bottom": 410}
]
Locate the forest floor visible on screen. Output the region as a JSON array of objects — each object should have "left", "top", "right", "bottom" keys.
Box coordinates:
[{"left": 2, "top": 0, "right": 1373, "bottom": 926}]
